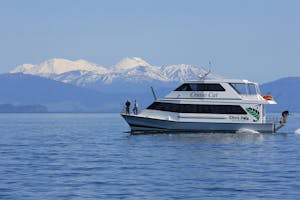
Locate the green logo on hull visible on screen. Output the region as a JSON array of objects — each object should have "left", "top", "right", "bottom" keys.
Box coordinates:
[{"left": 246, "top": 107, "right": 260, "bottom": 121}]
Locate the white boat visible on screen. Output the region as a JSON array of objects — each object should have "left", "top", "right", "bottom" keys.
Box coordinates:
[{"left": 121, "top": 78, "right": 288, "bottom": 134}]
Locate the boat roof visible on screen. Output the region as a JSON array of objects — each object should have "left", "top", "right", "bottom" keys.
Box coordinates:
[{"left": 183, "top": 78, "right": 258, "bottom": 84}]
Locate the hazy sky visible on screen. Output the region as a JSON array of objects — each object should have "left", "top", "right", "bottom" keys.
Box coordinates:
[{"left": 1, "top": 0, "right": 299, "bottom": 83}]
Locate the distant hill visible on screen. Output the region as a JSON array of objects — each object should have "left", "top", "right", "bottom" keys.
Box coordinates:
[
  {"left": 0, "top": 104, "right": 47, "bottom": 113},
  {"left": 0, "top": 73, "right": 117, "bottom": 112},
  {"left": 260, "top": 77, "right": 300, "bottom": 112},
  {"left": 0, "top": 73, "right": 177, "bottom": 112}
]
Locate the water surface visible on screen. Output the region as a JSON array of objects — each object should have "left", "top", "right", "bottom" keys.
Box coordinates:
[{"left": 0, "top": 113, "right": 300, "bottom": 199}]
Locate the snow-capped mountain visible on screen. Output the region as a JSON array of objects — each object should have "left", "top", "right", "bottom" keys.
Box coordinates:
[
  {"left": 113, "top": 57, "right": 152, "bottom": 71},
  {"left": 11, "top": 58, "right": 108, "bottom": 75},
  {"left": 7, "top": 58, "right": 299, "bottom": 113},
  {"left": 10, "top": 57, "right": 218, "bottom": 87},
  {"left": 161, "top": 64, "right": 209, "bottom": 82}
]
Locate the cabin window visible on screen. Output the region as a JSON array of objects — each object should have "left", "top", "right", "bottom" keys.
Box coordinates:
[
  {"left": 175, "top": 84, "right": 192, "bottom": 91},
  {"left": 230, "top": 83, "right": 259, "bottom": 95},
  {"left": 147, "top": 102, "right": 247, "bottom": 114},
  {"left": 230, "top": 83, "right": 247, "bottom": 95},
  {"left": 248, "top": 84, "right": 257, "bottom": 95},
  {"left": 175, "top": 83, "right": 225, "bottom": 91}
]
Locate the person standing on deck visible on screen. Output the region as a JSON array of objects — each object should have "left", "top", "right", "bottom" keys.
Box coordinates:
[
  {"left": 125, "top": 100, "right": 131, "bottom": 114},
  {"left": 133, "top": 100, "right": 138, "bottom": 115}
]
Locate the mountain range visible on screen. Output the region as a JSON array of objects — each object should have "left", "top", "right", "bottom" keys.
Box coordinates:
[
  {"left": 11, "top": 57, "right": 219, "bottom": 87},
  {"left": 1, "top": 57, "right": 299, "bottom": 112}
]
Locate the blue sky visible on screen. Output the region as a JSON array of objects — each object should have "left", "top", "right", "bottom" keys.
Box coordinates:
[{"left": 0, "top": 0, "right": 299, "bottom": 83}]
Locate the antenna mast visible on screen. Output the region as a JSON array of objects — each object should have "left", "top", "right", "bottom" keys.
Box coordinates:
[
  {"left": 150, "top": 86, "right": 157, "bottom": 101},
  {"left": 198, "top": 61, "right": 212, "bottom": 80}
]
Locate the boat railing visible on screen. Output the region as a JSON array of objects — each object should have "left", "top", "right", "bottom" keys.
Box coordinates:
[
  {"left": 120, "top": 106, "right": 139, "bottom": 115},
  {"left": 264, "top": 114, "right": 280, "bottom": 124},
  {"left": 120, "top": 107, "right": 126, "bottom": 114}
]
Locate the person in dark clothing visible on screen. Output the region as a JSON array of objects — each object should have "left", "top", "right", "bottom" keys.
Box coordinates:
[{"left": 125, "top": 100, "right": 131, "bottom": 114}]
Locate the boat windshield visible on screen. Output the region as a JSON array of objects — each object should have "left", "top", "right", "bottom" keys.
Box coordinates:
[
  {"left": 248, "top": 84, "right": 257, "bottom": 95},
  {"left": 230, "top": 83, "right": 259, "bottom": 95}
]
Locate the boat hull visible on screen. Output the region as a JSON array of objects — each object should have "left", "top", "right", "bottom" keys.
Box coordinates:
[{"left": 121, "top": 114, "right": 276, "bottom": 134}]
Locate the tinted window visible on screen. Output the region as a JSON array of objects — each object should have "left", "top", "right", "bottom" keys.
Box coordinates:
[
  {"left": 248, "top": 84, "right": 257, "bottom": 95},
  {"left": 230, "top": 83, "right": 247, "bottom": 95},
  {"left": 147, "top": 102, "right": 246, "bottom": 114},
  {"left": 231, "top": 83, "right": 259, "bottom": 95},
  {"left": 175, "top": 83, "right": 225, "bottom": 91},
  {"left": 175, "top": 84, "right": 192, "bottom": 91}
]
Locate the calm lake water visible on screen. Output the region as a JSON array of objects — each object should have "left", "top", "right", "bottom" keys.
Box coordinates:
[{"left": 0, "top": 113, "right": 300, "bottom": 199}]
